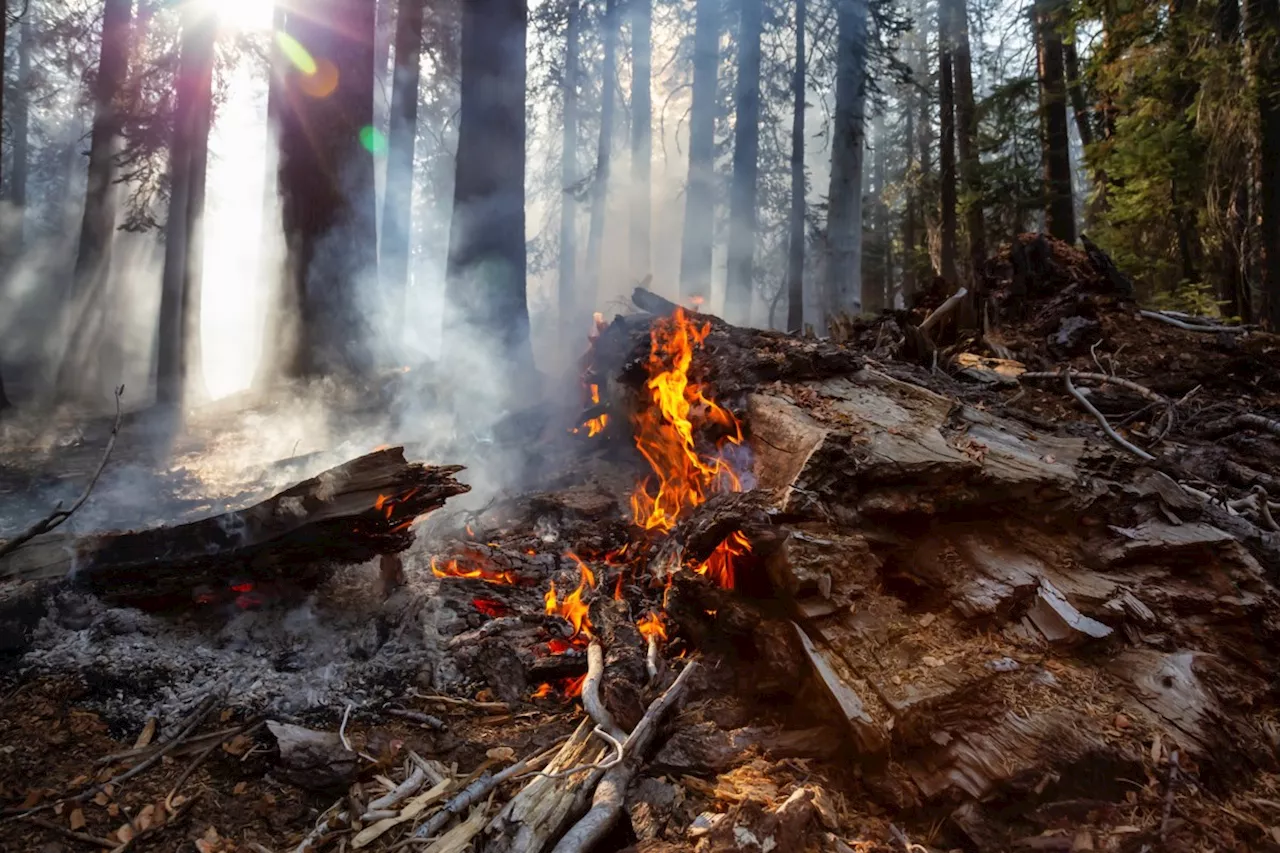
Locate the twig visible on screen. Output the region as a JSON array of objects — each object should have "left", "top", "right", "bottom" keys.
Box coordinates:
[
  {"left": 1253, "top": 487, "right": 1279, "bottom": 531},
  {"left": 515, "top": 727, "right": 624, "bottom": 782},
  {"left": 549, "top": 661, "right": 701, "bottom": 853},
  {"left": 361, "top": 764, "right": 428, "bottom": 819},
  {"left": 1023, "top": 370, "right": 1176, "bottom": 441},
  {"left": 294, "top": 798, "right": 348, "bottom": 853},
  {"left": 22, "top": 815, "right": 115, "bottom": 848},
  {"left": 1139, "top": 310, "right": 1250, "bottom": 334},
  {"left": 888, "top": 823, "right": 929, "bottom": 853},
  {"left": 582, "top": 640, "right": 626, "bottom": 745},
  {"left": 918, "top": 287, "right": 968, "bottom": 338},
  {"left": 109, "top": 792, "right": 199, "bottom": 853},
  {"left": 339, "top": 703, "right": 355, "bottom": 752},
  {"left": 645, "top": 635, "right": 660, "bottom": 682},
  {"left": 0, "top": 385, "right": 124, "bottom": 559},
  {"left": 1159, "top": 750, "right": 1181, "bottom": 841},
  {"left": 412, "top": 742, "right": 561, "bottom": 838},
  {"left": 407, "top": 691, "right": 509, "bottom": 713},
  {"left": 165, "top": 720, "right": 263, "bottom": 809},
  {"left": 1063, "top": 372, "right": 1156, "bottom": 461},
  {"left": 383, "top": 708, "right": 447, "bottom": 731}
]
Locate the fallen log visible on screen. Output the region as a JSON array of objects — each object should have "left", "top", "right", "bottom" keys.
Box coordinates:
[{"left": 0, "top": 447, "right": 470, "bottom": 609}]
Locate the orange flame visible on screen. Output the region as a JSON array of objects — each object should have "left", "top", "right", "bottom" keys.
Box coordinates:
[
  {"left": 630, "top": 309, "right": 743, "bottom": 533},
  {"left": 573, "top": 384, "right": 610, "bottom": 437},
  {"left": 561, "top": 674, "right": 587, "bottom": 697},
  {"left": 432, "top": 556, "right": 519, "bottom": 586},
  {"left": 637, "top": 611, "right": 667, "bottom": 641},
  {"left": 532, "top": 683, "right": 553, "bottom": 699},
  {"left": 545, "top": 556, "right": 596, "bottom": 640},
  {"left": 694, "top": 531, "right": 751, "bottom": 590}
]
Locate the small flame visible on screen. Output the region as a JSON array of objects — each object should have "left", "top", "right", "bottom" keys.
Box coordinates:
[
  {"left": 694, "top": 530, "right": 751, "bottom": 589},
  {"left": 573, "top": 384, "right": 609, "bottom": 437},
  {"left": 630, "top": 309, "right": 743, "bottom": 533},
  {"left": 465, "top": 524, "right": 475, "bottom": 538},
  {"left": 432, "top": 556, "right": 519, "bottom": 586},
  {"left": 613, "top": 571, "right": 625, "bottom": 601},
  {"left": 561, "top": 674, "right": 587, "bottom": 698},
  {"left": 375, "top": 494, "right": 390, "bottom": 511},
  {"left": 532, "top": 683, "right": 553, "bottom": 699},
  {"left": 637, "top": 611, "right": 667, "bottom": 641},
  {"left": 544, "top": 556, "right": 596, "bottom": 640},
  {"left": 547, "top": 638, "right": 574, "bottom": 654}
]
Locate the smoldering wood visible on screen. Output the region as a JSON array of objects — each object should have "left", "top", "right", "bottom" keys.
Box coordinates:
[{"left": 0, "top": 448, "right": 469, "bottom": 609}]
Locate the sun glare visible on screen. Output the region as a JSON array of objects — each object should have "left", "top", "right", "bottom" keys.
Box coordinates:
[{"left": 197, "top": 0, "right": 271, "bottom": 32}]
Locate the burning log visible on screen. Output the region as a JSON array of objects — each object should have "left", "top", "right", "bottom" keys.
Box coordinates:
[{"left": 0, "top": 447, "right": 470, "bottom": 609}]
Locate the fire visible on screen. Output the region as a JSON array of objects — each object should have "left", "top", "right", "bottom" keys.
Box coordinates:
[
  {"left": 431, "top": 556, "right": 519, "bottom": 586},
  {"left": 472, "top": 598, "right": 510, "bottom": 618},
  {"left": 637, "top": 611, "right": 667, "bottom": 642},
  {"left": 547, "top": 638, "right": 574, "bottom": 654},
  {"left": 629, "top": 309, "right": 743, "bottom": 533},
  {"left": 694, "top": 531, "right": 751, "bottom": 589},
  {"left": 573, "top": 384, "right": 610, "bottom": 437},
  {"left": 531, "top": 683, "right": 553, "bottom": 699},
  {"left": 561, "top": 673, "right": 586, "bottom": 697},
  {"left": 544, "top": 555, "right": 596, "bottom": 640}
]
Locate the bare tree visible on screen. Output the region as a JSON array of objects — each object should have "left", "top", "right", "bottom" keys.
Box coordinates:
[
  {"left": 786, "top": 0, "right": 806, "bottom": 331},
  {"left": 938, "top": 14, "right": 958, "bottom": 282},
  {"left": 629, "top": 0, "right": 652, "bottom": 279},
  {"left": 824, "top": 0, "right": 870, "bottom": 321},
  {"left": 678, "top": 0, "right": 720, "bottom": 302},
  {"left": 559, "top": 0, "right": 582, "bottom": 343},
  {"left": 726, "top": 0, "right": 763, "bottom": 323},
  {"left": 585, "top": 0, "right": 619, "bottom": 310},
  {"left": 944, "top": 0, "right": 984, "bottom": 280},
  {"left": 1034, "top": 0, "right": 1076, "bottom": 244}
]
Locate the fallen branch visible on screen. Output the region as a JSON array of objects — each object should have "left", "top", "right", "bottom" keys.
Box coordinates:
[
  {"left": 549, "top": 660, "right": 701, "bottom": 853},
  {"left": 0, "top": 385, "right": 123, "bottom": 559},
  {"left": 22, "top": 815, "right": 115, "bottom": 848},
  {"left": 1253, "top": 487, "right": 1279, "bottom": 532},
  {"left": 362, "top": 763, "right": 429, "bottom": 820},
  {"left": 294, "top": 797, "right": 348, "bottom": 853},
  {"left": 1063, "top": 372, "right": 1156, "bottom": 462},
  {"left": 918, "top": 287, "right": 968, "bottom": 338},
  {"left": 1159, "top": 750, "right": 1181, "bottom": 842},
  {"left": 413, "top": 742, "right": 562, "bottom": 839},
  {"left": 581, "top": 639, "right": 626, "bottom": 745},
  {"left": 1023, "top": 370, "right": 1175, "bottom": 439},
  {"left": 1138, "top": 310, "right": 1250, "bottom": 334},
  {"left": 384, "top": 708, "right": 447, "bottom": 731}
]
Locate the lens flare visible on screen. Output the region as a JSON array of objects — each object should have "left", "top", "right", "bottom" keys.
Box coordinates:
[
  {"left": 298, "top": 58, "right": 339, "bottom": 98},
  {"left": 275, "top": 32, "right": 316, "bottom": 75},
  {"left": 359, "top": 126, "right": 388, "bottom": 155}
]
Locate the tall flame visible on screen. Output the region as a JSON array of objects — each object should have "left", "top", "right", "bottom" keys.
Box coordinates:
[
  {"left": 637, "top": 611, "right": 667, "bottom": 641},
  {"left": 630, "top": 309, "right": 743, "bottom": 532}
]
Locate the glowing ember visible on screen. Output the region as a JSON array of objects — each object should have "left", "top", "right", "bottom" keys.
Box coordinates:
[
  {"left": 694, "top": 530, "right": 751, "bottom": 589},
  {"left": 544, "top": 556, "right": 596, "bottom": 640},
  {"left": 636, "top": 611, "right": 667, "bottom": 642},
  {"left": 630, "top": 309, "right": 743, "bottom": 533},
  {"left": 472, "top": 598, "right": 510, "bottom": 618},
  {"left": 573, "top": 384, "right": 610, "bottom": 437},
  {"left": 547, "top": 638, "right": 574, "bottom": 654},
  {"left": 431, "top": 556, "right": 519, "bottom": 586},
  {"left": 230, "top": 582, "right": 253, "bottom": 593},
  {"left": 562, "top": 673, "right": 587, "bottom": 698}
]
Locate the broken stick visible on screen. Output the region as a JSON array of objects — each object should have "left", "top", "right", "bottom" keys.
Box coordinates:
[
  {"left": 1138, "top": 310, "right": 1250, "bottom": 334},
  {"left": 0, "top": 385, "right": 124, "bottom": 560},
  {"left": 549, "top": 660, "right": 701, "bottom": 853},
  {"left": 1063, "top": 372, "right": 1155, "bottom": 462}
]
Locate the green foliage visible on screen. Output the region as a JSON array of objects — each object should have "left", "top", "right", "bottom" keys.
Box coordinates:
[{"left": 1148, "top": 279, "right": 1227, "bottom": 318}]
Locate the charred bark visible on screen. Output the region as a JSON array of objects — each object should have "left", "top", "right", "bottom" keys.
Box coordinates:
[
  {"left": 630, "top": 0, "right": 652, "bottom": 280},
  {"left": 678, "top": 0, "right": 720, "bottom": 303},
  {"left": 785, "top": 0, "right": 806, "bottom": 332},
  {"left": 585, "top": 0, "right": 620, "bottom": 311},
  {"left": 381, "top": 0, "right": 425, "bottom": 329},
  {"left": 559, "top": 0, "right": 581, "bottom": 345},
  {"left": 157, "top": 7, "right": 215, "bottom": 406},
  {"left": 726, "top": 0, "right": 763, "bottom": 324},
  {"left": 824, "top": 0, "right": 869, "bottom": 321},
  {"left": 444, "top": 0, "right": 533, "bottom": 372},
  {"left": 277, "top": 0, "right": 378, "bottom": 377},
  {"left": 1034, "top": 0, "right": 1076, "bottom": 245}
]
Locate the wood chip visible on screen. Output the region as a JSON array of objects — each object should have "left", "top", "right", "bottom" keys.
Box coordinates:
[
  {"left": 69, "top": 808, "right": 85, "bottom": 831},
  {"left": 133, "top": 717, "right": 157, "bottom": 750},
  {"left": 233, "top": 782, "right": 248, "bottom": 795}
]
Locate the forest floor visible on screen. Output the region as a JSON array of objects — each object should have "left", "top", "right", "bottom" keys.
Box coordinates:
[{"left": 2, "top": 234, "right": 1280, "bottom": 852}]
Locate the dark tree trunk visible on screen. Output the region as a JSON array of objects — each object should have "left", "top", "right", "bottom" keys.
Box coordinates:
[
  {"left": 903, "top": 94, "right": 917, "bottom": 304},
  {"left": 443, "top": 0, "right": 532, "bottom": 372},
  {"left": 558, "top": 0, "right": 581, "bottom": 344},
  {"left": 1170, "top": 0, "right": 1201, "bottom": 286},
  {"left": 157, "top": 7, "right": 215, "bottom": 406},
  {"left": 785, "top": 0, "right": 806, "bottom": 332},
  {"left": 7, "top": 13, "right": 31, "bottom": 251},
  {"left": 871, "top": 112, "right": 890, "bottom": 311},
  {"left": 945, "top": 0, "right": 984, "bottom": 281},
  {"left": 1062, "top": 39, "right": 1093, "bottom": 149},
  {"left": 70, "top": 0, "right": 132, "bottom": 302},
  {"left": 0, "top": 1, "right": 6, "bottom": 409},
  {"left": 256, "top": 3, "right": 290, "bottom": 389},
  {"left": 678, "top": 0, "right": 720, "bottom": 302},
  {"left": 726, "top": 0, "right": 763, "bottom": 323},
  {"left": 585, "top": 0, "right": 619, "bottom": 311},
  {"left": 1034, "top": 0, "right": 1076, "bottom": 245},
  {"left": 938, "top": 40, "right": 958, "bottom": 283},
  {"left": 1217, "top": 0, "right": 1251, "bottom": 320},
  {"left": 277, "top": 0, "right": 378, "bottom": 377},
  {"left": 381, "top": 0, "right": 425, "bottom": 334},
  {"left": 823, "top": 0, "right": 869, "bottom": 321},
  {"left": 629, "top": 0, "right": 652, "bottom": 279},
  {"left": 1246, "top": 0, "right": 1280, "bottom": 327}
]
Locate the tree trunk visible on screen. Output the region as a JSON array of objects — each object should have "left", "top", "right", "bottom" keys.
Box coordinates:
[
  {"left": 1246, "top": 0, "right": 1280, "bottom": 328},
  {"left": 938, "top": 39, "right": 958, "bottom": 283},
  {"left": 277, "top": 0, "right": 378, "bottom": 377},
  {"left": 863, "top": 112, "right": 886, "bottom": 313},
  {"left": 1034, "top": 0, "right": 1076, "bottom": 245},
  {"left": 678, "top": 0, "right": 720, "bottom": 302},
  {"left": 7, "top": 13, "right": 32, "bottom": 252},
  {"left": 558, "top": 0, "right": 581, "bottom": 344},
  {"left": 443, "top": 0, "right": 533, "bottom": 374},
  {"left": 629, "top": 0, "right": 652, "bottom": 280},
  {"left": 1062, "top": 40, "right": 1093, "bottom": 150},
  {"left": 823, "top": 0, "right": 869, "bottom": 323},
  {"left": 945, "top": 0, "right": 984, "bottom": 282},
  {"left": 585, "top": 0, "right": 619, "bottom": 312},
  {"left": 1170, "top": 0, "right": 1201, "bottom": 287},
  {"left": 903, "top": 77, "right": 917, "bottom": 304},
  {"left": 255, "top": 3, "right": 290, "bottom": 389},
  {"left": 726, "top": 0, "right": 763, "bottom": 323},
  {"left": 70, "top": 0, "right": 132, "bottom": 302},
  {"left": 157, "top": 6, "right": 215, "bottom": 406},
  {"left": 785, "top": 0, "right": 806, "bottom": 332},
  {"left": 381, "top": 0, "right": 425, "bottom": 337},
  {"left": 1217, "top": 0, "right": 1251, "bottom": 320}
]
